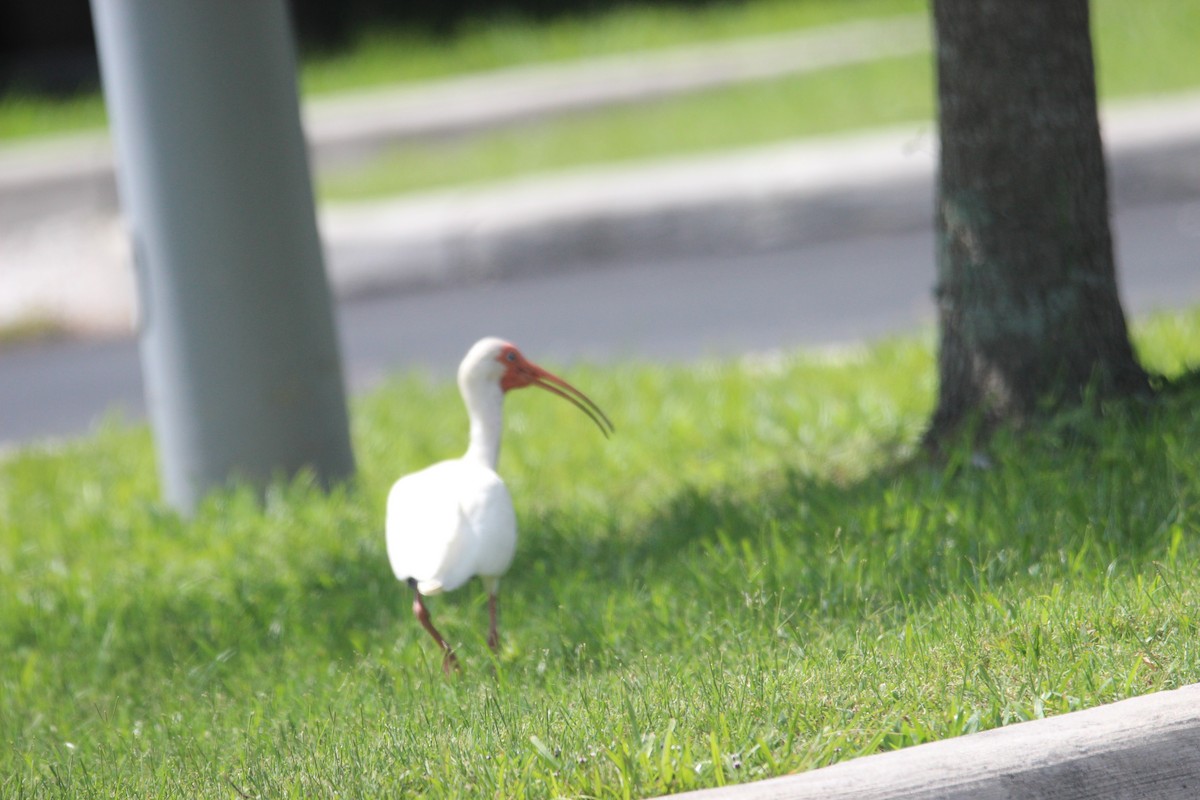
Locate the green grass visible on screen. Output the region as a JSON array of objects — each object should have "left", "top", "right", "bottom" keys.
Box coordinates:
[
  {"left": 0, "top": 93, "right": 108, "bottom": 143},
  {"left": 3, "top": 307, "right": 1199, "bottom": 797}
]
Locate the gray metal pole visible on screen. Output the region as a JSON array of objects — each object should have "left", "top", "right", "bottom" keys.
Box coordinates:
[{"left": 90, "top": 0, "right": 355, "bottom": 512}]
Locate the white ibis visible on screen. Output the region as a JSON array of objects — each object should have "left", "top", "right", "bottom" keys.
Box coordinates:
[{"left": 386, "top": 337, "right": 613, "bottom": 673}]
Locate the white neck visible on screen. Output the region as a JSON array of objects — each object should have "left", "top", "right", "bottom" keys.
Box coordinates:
[{"left": 461, "top": 379, "right": 505, "bottom": 469}]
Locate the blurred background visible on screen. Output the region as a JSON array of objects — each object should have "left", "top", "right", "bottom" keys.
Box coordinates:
[
  {"left": 1, "top": 0, "right": 837, "bottom": 95},
  {"left": 1, "top": 0, "right": 1198, "bottom": 445}
]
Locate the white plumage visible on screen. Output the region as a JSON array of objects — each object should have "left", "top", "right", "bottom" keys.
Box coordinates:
[
  {"left": 387, "top": 458, "right": 516, "bottom": 597},
  {"left": 386, "top": 337, "right": 612, "bottom": 673}
]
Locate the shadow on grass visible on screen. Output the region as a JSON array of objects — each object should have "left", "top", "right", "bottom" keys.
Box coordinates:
[
  {"left": 506, "top": 383, "right": 1200, "bottom": 665},
  {"left": 26, "top": 382, "right": 1192, "bottom": 689},
  {"left": 164, "top": 378, "right": 1193, "bottom": 684}
]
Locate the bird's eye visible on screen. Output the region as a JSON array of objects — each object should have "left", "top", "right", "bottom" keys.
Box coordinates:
[{"left": 505, "top": 351, "right": 517, "bottom": 362}]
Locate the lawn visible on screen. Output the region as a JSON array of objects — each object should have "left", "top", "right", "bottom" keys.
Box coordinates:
[{"left": 2, "top": 307, "right": 1199, "bottom": 797}]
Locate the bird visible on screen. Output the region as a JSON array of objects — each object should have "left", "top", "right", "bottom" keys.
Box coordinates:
[{"left": 386, "top": 337, "right": 613, "bottom": 673}]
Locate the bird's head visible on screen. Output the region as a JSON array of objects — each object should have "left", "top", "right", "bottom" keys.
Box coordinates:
[{"left": 458, "top": 337, "right": 614, "bottom": 437}]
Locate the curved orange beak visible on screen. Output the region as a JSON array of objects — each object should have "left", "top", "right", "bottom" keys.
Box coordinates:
[{"left": 501, "top": 354, "right": 614, "bottom": 437}]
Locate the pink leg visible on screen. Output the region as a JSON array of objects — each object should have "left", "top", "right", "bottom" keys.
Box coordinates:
[
  {"left": 410, "top": 582, "right": 459, "bottom": 674},
  {"left": 487, "top": 593, "right": 500, "bottom": 654}
]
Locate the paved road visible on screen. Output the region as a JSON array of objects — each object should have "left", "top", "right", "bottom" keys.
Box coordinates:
[{"left": 2, "top": 198, "right": 1197, "bottom": 447}]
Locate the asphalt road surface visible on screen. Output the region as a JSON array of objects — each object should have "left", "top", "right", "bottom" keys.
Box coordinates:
[{"left": 1, "top": 199, "right": 1198, "bottom": 446}]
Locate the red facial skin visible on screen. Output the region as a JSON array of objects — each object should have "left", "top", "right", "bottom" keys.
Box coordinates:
[{"left": 495, "top": 344, "right": 614, "bottom": 436}]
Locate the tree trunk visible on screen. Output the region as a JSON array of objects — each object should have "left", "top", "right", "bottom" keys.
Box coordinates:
[{"left": 926, "top": 0, "right": 1148, "bottom": 446}]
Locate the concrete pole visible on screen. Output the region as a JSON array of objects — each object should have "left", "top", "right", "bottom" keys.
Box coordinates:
[{"left": 89, "top": 0, "right": 355, "bottom": 513}]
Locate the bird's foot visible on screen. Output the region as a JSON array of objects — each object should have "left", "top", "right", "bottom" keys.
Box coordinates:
[{"left": 442, "top": 649, "right": 461, "bottom": 676}]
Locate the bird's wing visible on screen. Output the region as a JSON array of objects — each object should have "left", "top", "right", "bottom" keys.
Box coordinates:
[
  {"left": 457, "top": 467, "right": 517, "bottom": 582},
  {"left": 385, "top": 461, "right": 473, "bottom": 594},
  {"left": 385, "top": 460, "right": 517, "bottom": 594}
]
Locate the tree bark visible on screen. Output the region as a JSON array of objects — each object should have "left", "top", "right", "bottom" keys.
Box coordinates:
[{"left": 926, "top": 0, "right": 1148, "bottom": 446}]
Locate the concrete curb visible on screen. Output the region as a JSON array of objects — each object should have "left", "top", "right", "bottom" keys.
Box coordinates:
[
  {"left": 317, "top": 124, "right": 938, "bottom": 297},
  {"left": 653, "top": 683, "right": 1200, "bottom": 800},
  {"left": 320, "top": 91, "right": 1200, "bottom": 299}
]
